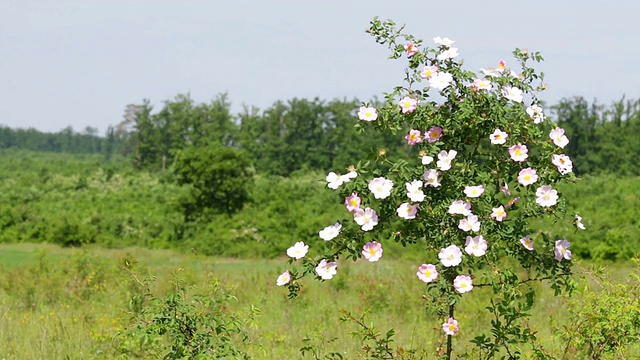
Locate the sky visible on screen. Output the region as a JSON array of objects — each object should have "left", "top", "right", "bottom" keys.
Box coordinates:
[{"left": 1, "top": 0, "right": 638, "bottom": 134}]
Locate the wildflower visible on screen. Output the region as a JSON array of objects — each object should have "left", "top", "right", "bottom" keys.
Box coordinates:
[
  {"left": 490, "top": 128, "right": 508, "bottom": 145},
  {"left": 405, "top": 129, "right": 423, "bottom": 145},
  {"left": 496, "top": 59, "right": 507, "bottom": 73},
  {"left": 433, "top": 36, "right": 455, "bottom": 47},
  {"left": 286, "top": 241, "right": 309, "bottom": 259},
  {"left": 552, "top": 154, "right": 573, "bottom": 174},
  {"left": 549, "top": 127, "right": 569, "bottom": 148},
  {"left": 502, "top": 86, "right": 523, "bottom": 102},
  {"left": 397, "top": 202, "right": 418, "bottom": 220},
  {"left": 326, "top": 170, "right": 357, "bottom": 189},
  {"left": 439, "top": 245, "right": 463, "bottom": 267},
  {"left": 416, "top": 264, "right": 438, "bottom": 283},
  {"left": 362, "top": 241, "right": 383, "bottom": 262},
  {"left": 454, "top": 275, "right": 473, "bottom": 294},
  {"left": 353, "top": 208, "right": 379, "bottom": 231},
  {"left": 464, "top": 185, "right": 485, "bottom": 198},
  {"left": 429, "top": 72, "right": 454, "bottom": 90},
  {"left": 399, "top": 96, "right": 418, "bottom": 113},
  {"left": 448, "top": 200, "right": 471, "bottom": 216},
  {"left": 344, "top": 192, "right": 361, "bottom": 212},
  {"left": 517, "top": 168, "right": 538, "bottom": 186},
  {"left": 404, "top": 42, "right": 418, "bottom": 57},
  {"left": 500, "top": 182, "right": 511, "bottom": 195},
  {"left": 437, "top": 48, "right": 459, "bottom": 61},
  {"left": 520, "top": 235, "right": 534, "bottom": 251},
  {"left": 406, "top": 180, "right": 425, "bottom": 202},
  {"left": 480, "top": 68, "right": 498, "bottom": 77},
  {"left": 326, "top": 172, "right": 344, "bottom": 189},
  {"left": 509, "top": 143, "right": 529, "bottom": 162},
  {"left": 423, "top": 169, "right": 441, "bottom": 187},
  {"left": 425, "top": 126, "right": 443, "bottom": 143},
  {"left": 465, "top": 235, "right": 487, "bottom": 257},
  {"left": 526, "top": 104, "right": 545, "bottom": 124},
  {"left": 554, "top": 239, "right": 572, "bottom": 261},
  {"left": 491, "top": 206, "right": 507, "bottom": 222},
  {"left": 437, "top": 150, "right": 457, "bottom": 171},
  {"left": 458, "top": 214, "right": 480, "bottom": 232},
  {"left": 505, "top": 196, "right": 521, "bottom": 209},
  {"left": 575, "top": 214, "right": 586, "bottom": 230},
  {"left": 357, "top": 106, "right": 378, "bottom": 122},
  {"left": 368, "top": 177, "right": 394, "bottom": 199},
  {"left": 471, "top": 78, "right": 492, "bottom": 91},
  {"left": 315, "top": 259, "right": 338, "bottom": 280},
  {"left": 536, "top": 185, "right": 558, "bottom": 207},
  {"left": 422, "top": 155, "right": 434, "bottom": 165},
  {"left": 420, "top": 65, "right": 438, "bottom": 79},
  {"left": 319, "top": 222, "right": 341, "bottom": 241},
  {"left": 442, "top": 318, "right": 459, "bottom": 336},
  {"left": 276, "top": 270, "right": 291, "bottom": 286}
]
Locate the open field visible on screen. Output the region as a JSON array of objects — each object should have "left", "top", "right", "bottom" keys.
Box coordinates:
[{"left": 0, "top": 243, "right": 637, "bottom": 359}]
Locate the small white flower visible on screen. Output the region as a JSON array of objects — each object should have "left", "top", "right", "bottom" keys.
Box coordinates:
[
  {"left": 315, "top": 259, "right": 338, "bottom": 280},
  {"left": 433, "top": 36, "right": 455, "bottom": 47},
  {"left": 439, "top": 245, "right": 463, "bottom": 267},
  {"left": 448, "top": 200, "right": 471, "bottom": 216},
  {"left": 319, "top": 222, "right": 341, "bottom": 241},
  {"left": 436, "top": 150, "right": 457, "bottom": 171},
  {"left": 397, "top": 202, "right": 418, "bottom": 220},
  {"left": 502, "top": 86, "right": 523, "bottom": 103},
  {"left": 535, "top": 185, "right": 558, "bottom": 207},
  {"left": 368, "top": 177, "right": 394, "bottom": 199},
  {"left": 429, "top": 72, "right": 454, "bottom": 90},
  {"left": 526, "top": 104, "right": 545, "bottom": 124},
  {"left": 520, "top": 235, "right": 534, "bottom": 251},
  {"left": 276, "top": 270, "right": 291, "bottom": 286},
  {"left": 286, "top": 241, "right": 309, "bottom": 259},
  {"left": 437, "top": 48, "right": 459, "bottom": 61},
  {"left": 406, "top": 180, "right": 425, "bottom": 202},
  {"left": 554, "top": 240, "right": 572, "bottom": 261},
  {"left": 421, "top": 155, "right": 434, "bottom": 165},
  {"left": 464, "top": 235, "right": 487, "bottom": 257},
  {"left": 423, "top": 169, "right": 441, "bottom": 187}
]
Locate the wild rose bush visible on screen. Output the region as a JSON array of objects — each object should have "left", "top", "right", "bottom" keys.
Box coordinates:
[{"left": 278, "top": 17, "right": 583, "bottom": 359}]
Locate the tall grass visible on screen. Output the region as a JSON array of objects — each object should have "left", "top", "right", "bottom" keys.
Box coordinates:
[{"left": 0, "top": 244, "right": 637, "bottom": 359}]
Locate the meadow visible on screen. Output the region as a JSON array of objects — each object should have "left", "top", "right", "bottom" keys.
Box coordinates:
[
  {"left": 0, "top": 243, "right": 638, "bottom": 359},
  {"left": 0, "top": 151, "right": 639, "bottom": 359}
]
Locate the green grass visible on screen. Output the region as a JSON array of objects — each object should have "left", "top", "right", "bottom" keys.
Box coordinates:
[{"left": 0, "top": 243, "right": 637, "bottom": 359}]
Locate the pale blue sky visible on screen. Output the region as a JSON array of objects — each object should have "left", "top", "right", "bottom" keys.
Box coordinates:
[{"left": 1, "top": 0, "right": 638, "bottom": 133}]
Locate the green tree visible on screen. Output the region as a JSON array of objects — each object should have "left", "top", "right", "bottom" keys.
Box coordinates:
[{"left": 172, "top": 144, "right": 253, "bottom": 219}]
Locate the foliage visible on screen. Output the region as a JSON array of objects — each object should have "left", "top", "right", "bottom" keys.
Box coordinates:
[
  {"left": 555, "top": 260, "right": 640, "bottom": 359},
  {"left": 552, "top": 96, "right": 640, "bottom": 175},
  {"left": 0, "top": 125, "right": 118, "bottom": 155},
  {"left": 0, "top": 149, "right": 638, "bottom": 261},
  {"left": 116, "top": 262, "right": 257, "bottom": 359},
  {"left": 0, "top": 149, "right": 188, "bottom": 249},
  {"left": 126, "top": 93, "right": 237, "bottom": 170},
  {"left": 531, "top": 173, "right": 640, "bottom": 261},
  {"left": 172, "top": 143, "right": 254, "bottom": 219}
]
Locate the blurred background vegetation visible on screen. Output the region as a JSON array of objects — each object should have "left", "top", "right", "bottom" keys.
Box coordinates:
[{"left": 0, "top": 94, "right": 638, "bottom": 260}]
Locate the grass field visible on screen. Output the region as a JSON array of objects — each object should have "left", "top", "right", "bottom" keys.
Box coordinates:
[{"left": 0, "top": 243, "right": 637, "bottom": 359}]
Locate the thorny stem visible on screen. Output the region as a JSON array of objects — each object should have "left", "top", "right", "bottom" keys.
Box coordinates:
[
  {"left": 474, "top": 275, "right": 556, "bottom": 288},
  {"left": 446, "top": 303, "right": 454, "bottom": 360}
]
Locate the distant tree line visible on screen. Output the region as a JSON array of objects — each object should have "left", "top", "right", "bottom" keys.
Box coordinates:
[
  {"left": 0, "top": 125, "right": 130, "bottom": 160},
  {"left": 553, "top": 96, "right": 640, "bottom": 175},
  {"left": 1, "top": 94, "right": 638, "bottom": 176}
]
